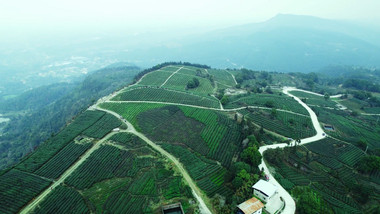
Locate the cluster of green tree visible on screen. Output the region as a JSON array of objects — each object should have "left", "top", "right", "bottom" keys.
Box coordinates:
[
  {"left": 343, "top": 79, "right": 380, "bottom": 93},
  {"left": 320, "top": 65, "right": 380, "bottom": 83},
  {"left": 356, "top": 155, "right": 380, "bottom": 174},
  {"left": 186, "top": 78, "right": 200, "bottom": 89},
  {"left": 292, "top": 186, "right": 333, "bottom": 214},
  {"left": 133, "top": 62, "right": 210, "bottom": 83},
  {"left": 235, "top": 69, "right": 257, "bottom": 84},
  {"left": 230, "top": 135, "right": 262, "bottom": 204},
  {"left": 195, "top": 69, "right": 214, "bottom": 85},
  {"left": 290, "top": 72, "right": 319, "bottom": 90},
  {"left": 0, "top": 83, "right": 76, "bottom": 112},
  {"left": 235, "top": 69, "right": 273, "bottom": 86},
  {"left": 349, "top": 90, "right": 380, "bottom": 107},
  {"left": 0, "top": 65, "right": 140, "bottom": 169}
]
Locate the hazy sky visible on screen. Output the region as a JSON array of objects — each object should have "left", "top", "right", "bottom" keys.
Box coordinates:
[{"left": 1, "top": 0, "right": 380, "bottom": 35}]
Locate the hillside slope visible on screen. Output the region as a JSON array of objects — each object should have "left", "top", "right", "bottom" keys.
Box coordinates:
[{"left": 0, "top": 65, "right": 140, "bottom": 169}]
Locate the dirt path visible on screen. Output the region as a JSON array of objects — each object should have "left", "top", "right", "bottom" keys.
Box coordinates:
[
  {"left": 105, "top": 100, "right": 309, "bottom": 117},
  {"left": 160, "top": 67, "right": 183, "bottom": 88},
  {"left": 96, "top": 106, "right": 212, "bottom": 214},
  {"left": 19, "top": 132, "right": 116, "bottom": 214},
  {"left": 225, "top": 70, "right": 237, "bottom": 85}
]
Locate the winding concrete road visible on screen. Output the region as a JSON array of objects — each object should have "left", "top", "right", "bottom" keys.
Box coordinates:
[
  {"left": 257, "top": 87, "right": 327, "bottom": 214},
  {"left": 21, "top": 66, "right": 332, "bottom": 214}
]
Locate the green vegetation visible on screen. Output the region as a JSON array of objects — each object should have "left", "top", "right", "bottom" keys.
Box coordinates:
[
  {"left": 208, "top": 69, "right": 236, "bottom": 87},
  {"left": 65, "top": 145, "right": 135, "bottom": 189},
  {"left": 241, "top": 109, "right": 315, "bottom": 139},
  {"left": 33, "top": 186, "right": 89, "bottom": 214},
  {"left": 265, "top": 137, "right": 379, "bottom": 213},
  {"left": 179, "top": 106, "right": 243, "bottom": 167},
  {"left": 99, "top": 102, "right": 166, "bottom": 130},
  {"left": 313, "top": 106, "right": 380, "bottom": 149},
  {"left": 0, "top": 170, "right": 51, "bottom": 214},
  {"left": 4, "top": 62, "right": 380, "bottom": 213},
  {"left": 164, "top": 73, "right": 214, "bottom": 96},
  {"left": 16, "top": 110, "right": 105, "bottom": 172},
  {"left": 137, "top": 69, "right": 173, "bottom": 86},
  {"left": 289, "top": 91, "right": 337, "bottom": 108},
  {"left": 34, "top": 142, "right": 92, "bottom": 179},
  {"left": 292, "top": 186, "right": 333, "bottom": 214},
  {"left": 161, "top": 143, "right": 233, "bottom": 198},
  {"left": 109, "top": 132, "right": 145, "bottom": 149},
  {"left": 186, "top": 77, "right": 200, "bottom": 89},
  {"left": 82, "top": 113, "right": 121, "bottom": 138},
  {"left": 226, "top": 93, "right": 309, "bottom": 115},
  {"left": 113, "top": 87, "right": 220, "bottom": 108},
  {"left": 0, "top": 65, "right": 139, "bottom": 170}
]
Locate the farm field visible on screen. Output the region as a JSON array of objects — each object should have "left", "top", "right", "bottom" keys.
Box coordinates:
[
  {"left": 15, "top": 110, "right": 106, "bottom": 173},
  {"left": 33, "top": 186, "right": 90, "bottom": 214},
  {"left": 265, "top": 137, "right": 379, "bottom": 213},
  {"left": 16, "top": 131, "right": 197, "bottom": 214},
  {"left": 163, "top": 73, "right": 214, "bottom": 96},
  {"left": 0, "top": 170, "right": 51, "bottom": 214},
  {"left": 136, "top": 67, "right": 177, "bottom": 87},
  {"left": 82, "top": 113, "right": 122, "bottom": 139},
  {"left": 99, "top": 102, "right": 166, "bottom": 130},
  {"left": 313, "top": 106, "right": 380, "bottom": 149},
  {"left": 207, "top": 69, "right": 236, "bottom": 87},
  {"left": 113, "top": 87, "right": 220, "bottom": 108},
  {"left": 225, "top": 93, "right": 309, "bottom": 115},
  {"left": 3, "top": 63, "right": 380, "bottom": 213},
  {"left": 161, "top": 143, "right": 233, "bottom": 198},
  {"left": 241, "top": 109, "right": 315, "bottom": 139},
  {"left": 289, "top": 90, "right": 337, "bottom": 108},
  {"left": 34, "top": 141, "right": 92, "bottom": 179}
]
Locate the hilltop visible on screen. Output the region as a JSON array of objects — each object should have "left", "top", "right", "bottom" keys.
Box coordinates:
[{"left": 0, "top": 62, "right": 379, "bottom": 213}]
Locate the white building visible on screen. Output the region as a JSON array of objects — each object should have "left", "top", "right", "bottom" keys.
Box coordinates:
[
  {"left": 237, "top": 197, "right": 264, "bottom": 214},
  {"left": 252, "top": 180, "right": 278, "bottom": 202}
]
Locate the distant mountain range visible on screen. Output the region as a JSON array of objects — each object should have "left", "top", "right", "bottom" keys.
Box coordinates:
[
  {"left": 141, "top": 14, "right": 380, "bottom": 72},
  {"left": 1, "top": 14, "right": 380, "bottom": 98}
]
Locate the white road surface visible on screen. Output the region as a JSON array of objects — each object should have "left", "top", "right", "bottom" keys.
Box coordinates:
[{"left": 257, "top": 87, "right": 327, "bottom": 214}]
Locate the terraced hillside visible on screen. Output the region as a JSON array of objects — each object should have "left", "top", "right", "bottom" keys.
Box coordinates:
[{"left": 1, "top": 63, "right": 379, "bottom": 214}]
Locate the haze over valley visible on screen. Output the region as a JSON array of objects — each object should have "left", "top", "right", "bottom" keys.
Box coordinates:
[{"left": 1, "top": 1, "right": 380, "bottom": 214}]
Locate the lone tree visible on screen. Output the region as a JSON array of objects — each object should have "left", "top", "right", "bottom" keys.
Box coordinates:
[
  {"left": 186, "top": 77, "right": 200, "bottom": 89},
  {"left": 324, "top": 93, "right": 330, "bottom": 100}
]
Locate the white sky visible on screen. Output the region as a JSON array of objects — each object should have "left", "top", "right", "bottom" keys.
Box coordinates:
[{"left": 1, "top": 0, "right": 380, "bottom": 34}]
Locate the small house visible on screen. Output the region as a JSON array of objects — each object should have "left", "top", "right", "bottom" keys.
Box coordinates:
[
  {"left": 162, "top": 203, "right": 184, "bottom": 214},
  {"left": 237, "top": 197, "right": 264, "bottom": 214},
  {"left": 252, "top": 180, "right": 278, "bottom": 202}
]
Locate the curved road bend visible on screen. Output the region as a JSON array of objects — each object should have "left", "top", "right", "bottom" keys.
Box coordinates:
[
  {"left": 90, "top": 69, "right": 328, "bottom": 214},
  {"left": 258, "top": 87, "right": 327, "bottom": 214},
  {"left": 285, "top": 87, "right": 342, "bottom": 99}
]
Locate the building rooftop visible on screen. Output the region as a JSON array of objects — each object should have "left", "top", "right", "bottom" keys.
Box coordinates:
[
  {"left": 238, "top": 197, "right": 264, "bottom": 214},
  {"left": 252, "top": 179, "right": 277, "bottom": 197}
]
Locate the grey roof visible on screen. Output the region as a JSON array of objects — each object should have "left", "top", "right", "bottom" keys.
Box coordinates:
[{"left": 252, "top": 179, "right": 277, "bottom": 197}]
